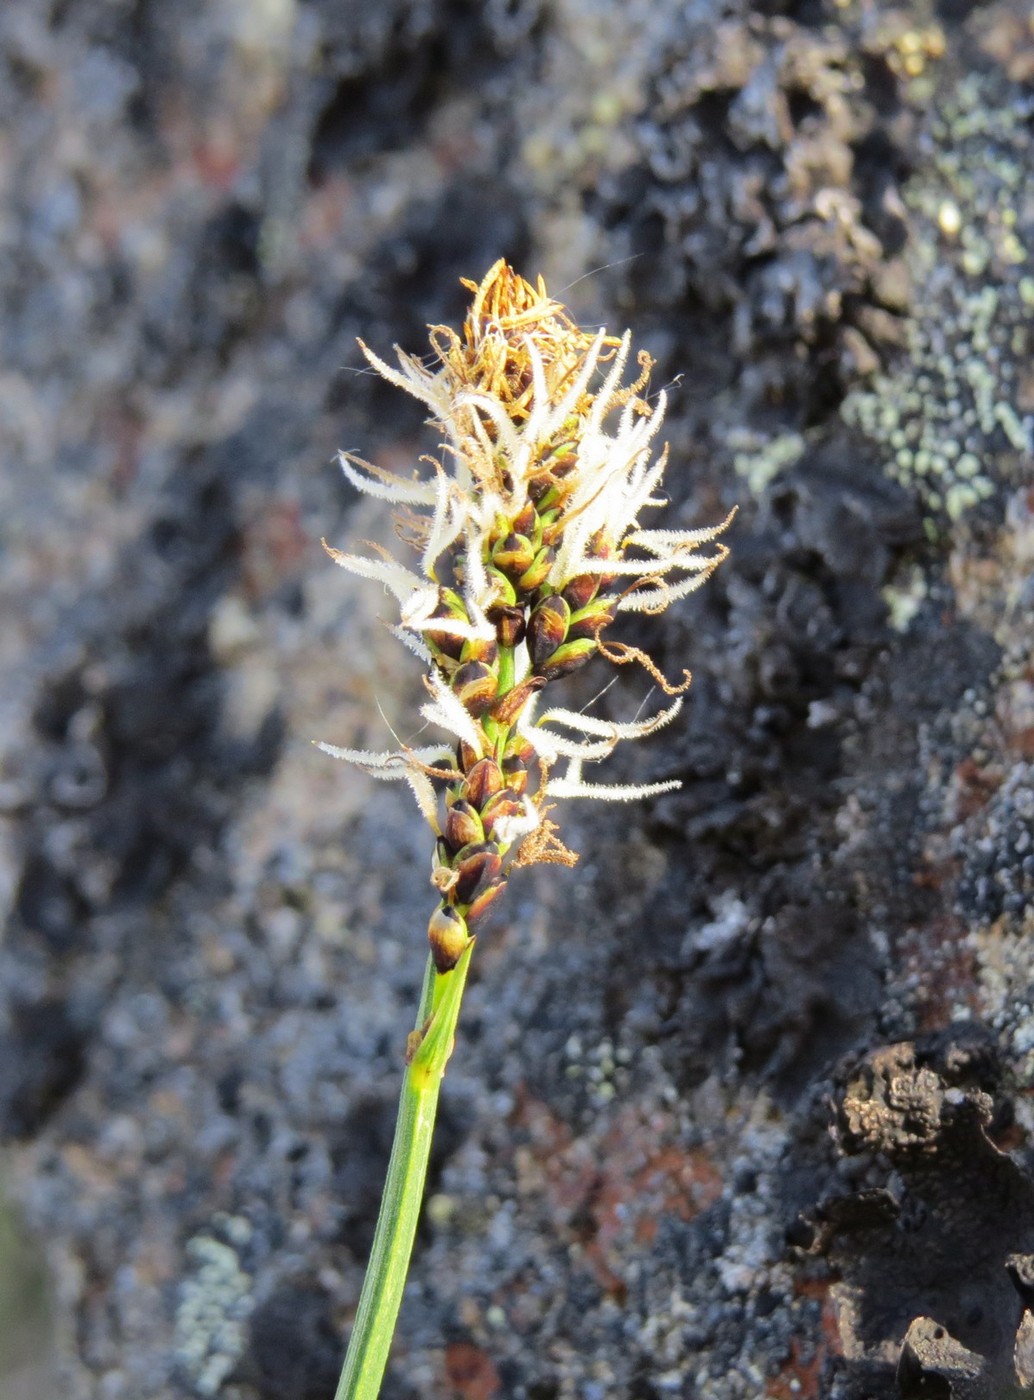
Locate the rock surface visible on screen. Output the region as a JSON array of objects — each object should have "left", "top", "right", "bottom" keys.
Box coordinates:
[{"left": 1, "top": 1, "right": 1033, "bottom": 1397}]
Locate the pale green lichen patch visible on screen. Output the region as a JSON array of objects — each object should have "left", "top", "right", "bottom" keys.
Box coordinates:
[
  {"left": 727, "top": 429, "right": 806, "bottom": 497},
  {"left": 881, "top": 563, "right": 928, "bottom": 632},
  {"left": 173, "top": 1216, "right": 254, "bottom": 1397},
  {"left": 841, "top": 73, "right": 1033, "bottom": 527}
]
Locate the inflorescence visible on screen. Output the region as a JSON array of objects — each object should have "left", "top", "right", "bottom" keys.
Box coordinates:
[{"left": 321, "top": 261, "right": 730, "bottom": 974}]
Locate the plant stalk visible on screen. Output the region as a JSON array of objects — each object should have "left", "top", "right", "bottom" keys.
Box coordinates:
[{"left": 334, "top": 942, "right": 474, "bottom": 1400}]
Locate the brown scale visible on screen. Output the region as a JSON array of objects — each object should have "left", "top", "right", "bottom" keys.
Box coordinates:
[{"left": 487, "top": 604, "right": 526, "bottom": 649}]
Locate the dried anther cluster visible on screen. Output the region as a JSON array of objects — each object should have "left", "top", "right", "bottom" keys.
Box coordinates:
[{"left": 322, "top": 261, "right": 730, "bottom": 973}]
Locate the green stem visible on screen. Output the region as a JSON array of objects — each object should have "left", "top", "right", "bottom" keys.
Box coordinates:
[
  {"left": 496, "top": 644, "right": 515, "bottom": 696},
  {"left": 334, "top": 941, "right": 474, "bottom": 1400}
]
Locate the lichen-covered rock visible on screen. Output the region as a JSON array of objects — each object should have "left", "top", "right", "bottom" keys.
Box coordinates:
[
  {"left": 1, "top": 0, "right": 1032, "bottom": 1397},
  {"left": 809, "top": 1035, "right": 1034, "bottom": 1398}
]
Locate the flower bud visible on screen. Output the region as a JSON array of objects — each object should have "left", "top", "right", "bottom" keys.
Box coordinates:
[
  {"left": 527, "top": 595, "right": 571, "bottom": 669},
  {"left": 490, "top": 674, "right": 544, "bottom": 725},
  {"left": 537, "top": 637, "right": 596, "bottom": 680},
  {"left": 567, "top": 598, "right": 614, "bottom": 641},
  {"left": 504, "top": 733, "right": 535, "bottom": 763},
  {"left": 490, "top": 604, "right": 526, "bottom": 648},
  {"left": 460, "top": 637, "right": 498, "bottom": 667},
  {"left": 533, "top": 482, "right": 563, "bottom": 511},
  {"left": 445, "top": 799, "right": 484, "bottom": 851},
  {"left": 428, "top": 904, "right": 469, "bottom": 973},
  {"left": 487, "top": 566, "right": 517, "bottom": 607},
  {"left": 453, "top": 841, "right": 503, "bottom": 905},
  {"left": 511, "top": 501, "right": 536, "bottom": 537},
  {"left": 463, "top": 757, "right": 504, "bottom": 809},
  {"left": 428, "top": 590, "right": 469, "bottom": 660},
  {"left": 467, "top": 879, "right": 507, "bottom": 924},
  {"left": 517, "top": 545, "right": 555, "bottom": 592},
  {"left": 585, "top": 532, "right": 617, "bottom": 588},
  {"left": 479, "top": 789, "right": 522, "bottom": 841},
  {"left": 491, "top": 533, "right": 536, "bottom": 578},
  {"left": 457, "top": 740, "right": 480, "bottom": 772},
  {"left": 501, "top": 754, "right": 528, "bottom": 795},
  {"left": 452, "top": 660, "right": 498, "bottom": 715},
  {"left": 561, "top": 574, "right": 601, "bottom": 610},
  {"left": 432, "top": 837, "right": 461, "bottom": 891}
]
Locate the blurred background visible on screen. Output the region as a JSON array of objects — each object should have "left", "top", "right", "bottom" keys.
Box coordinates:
[{"left": 2, "top": 1, "right": 1034, "bottom": 1397}]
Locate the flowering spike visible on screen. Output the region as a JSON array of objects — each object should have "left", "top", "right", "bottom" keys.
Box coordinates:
[{"left": 322, "top": 261, "right": 730, "bottom": 930}]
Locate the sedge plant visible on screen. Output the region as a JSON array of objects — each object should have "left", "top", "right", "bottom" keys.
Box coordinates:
[{"left": 321, "top": 261, "right": 731, "bottom": 1399}]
